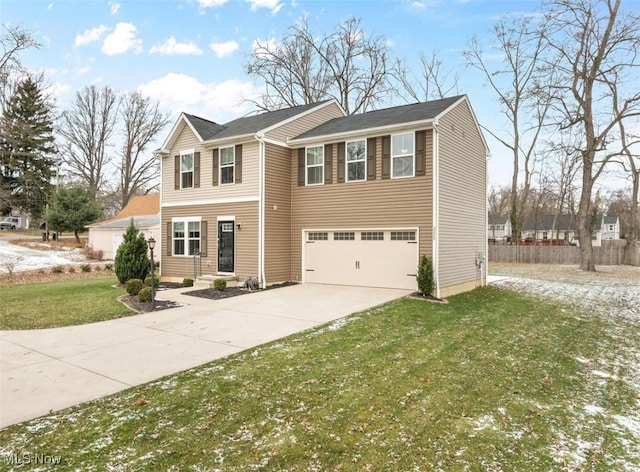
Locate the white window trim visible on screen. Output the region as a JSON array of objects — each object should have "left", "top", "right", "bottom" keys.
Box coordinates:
[
  {"left": 219, "top": 146, "right": 235, "bottom": 186},
  {"left": 391, "top": 132, "right": 415, "bottom": 179},
  {"left": 180, "top": 149, "right": 195, "bottom": 189},
  {"left": 172, "top": 216, "right": 202, "bottom": 257},
  {"left": 305, "top": 145, "right": 324, "bottom": 186},
  {"left": 346, "top": 139, "right": 367, "bottom": 183}
]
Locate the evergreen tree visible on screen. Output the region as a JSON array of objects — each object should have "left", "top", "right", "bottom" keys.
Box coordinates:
[
  {"left": 0, "top": 76, "right": 56, "bottom": 218},
  {"left": 46, "top": 185, "right": 100, "bottom": 243},
  {"left": 114, "top": 220, "right": 150, "bottom": 284}
]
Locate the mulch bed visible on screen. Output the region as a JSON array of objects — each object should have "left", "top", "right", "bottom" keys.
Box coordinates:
[
  {"left": 183, "top": 281, "right": 297, "bottom": 301},
  {"left": 406, "top": 292, "right": 448, "bottom": 304}
]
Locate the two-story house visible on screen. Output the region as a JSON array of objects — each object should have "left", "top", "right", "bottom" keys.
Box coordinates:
[
  {"left": 156, "top": 95, "right": 488, "bottom": 298},
  {"left": 488, "top": 215, "right": 511, "bottom": 243}
]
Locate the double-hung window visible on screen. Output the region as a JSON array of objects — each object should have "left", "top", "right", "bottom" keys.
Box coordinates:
[
  {"left": 173, "top": 219, "right": 201, "bottom": 256},
  {"left": 306, "top": 146, "right": 324, "bottom": 185},
  {"left": 346, "top": 139, "right": 366, "bottom": 182},
  {"left": 220, "top": 146, "right": 234, "bottom": 185},
  {"left": 181, "top": 151, "right": 194, "bottom": 188},
  {"left": 391, "top": 133, "right": 414, "bottom": 178}
]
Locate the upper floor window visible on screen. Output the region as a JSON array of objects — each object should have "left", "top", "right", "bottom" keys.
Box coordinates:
[
  {"left": 391, "top": 133, "right": 414, "bottom": 178},
  {"left": 220, "top": 146, "right": 234, "bottom": 185},
  {"left": 306, "top": 146, "right": 324, "bottom": 185},
  {"left": 607, "top": 224, "right": 615, "bottom": 231},
  {"left": 346, "top": 139, "right": 366, "bottom": 182},
  {"left": 181, "top": 151, "right": 194, "bottom": 188}
]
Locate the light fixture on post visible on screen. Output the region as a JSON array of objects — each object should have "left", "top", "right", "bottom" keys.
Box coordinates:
[{"left": 147, "top": 236, "right": 156, "bottom": 311}]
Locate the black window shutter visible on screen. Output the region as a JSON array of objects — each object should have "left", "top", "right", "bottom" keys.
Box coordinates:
[
  {"left": 381, "top": 135, "right": 391, "bottom": 179},
  {"left": 200, "top": 221, "right": 207, "bottom": 257},
  {"left": 194, "top": 152, "right": 200, "bottom": 187},
  {"left": 337, "top": 142, "right": 345, "bottom": 183},
  {"left": 212, "top": 148, "right": 219, "bottom": 186},
  {"left": 367, "top": 137, "right": 376, "bottom": 180},
  {"left": 235, "top": 144, "right": 242, "bottom": 183},
  {"left": 324, "top": 144, "right": 333, "bottom": 184},
  {"left": 297, "top": 148, "right": 305, "bottom": 186},
  {"left": 166, "top": 221, "right": 172, "bottom": 256},
  {"left": 174, "top": 155, "right": 180, "bottom": 189},
  {"left": 415, "top": 130, "right": 426, "bottom": 176}
]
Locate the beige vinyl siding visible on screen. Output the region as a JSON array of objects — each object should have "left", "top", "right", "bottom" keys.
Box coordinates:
[
  {"left": 437, "top": 99, "right": 487, "bottom": 296},
  {"left": 290, "top": 130, "right": 433, "bottom": 282},
  {"left": 162, "top": 126, "right": 259, "bottom": 204},
  {"left": 161, "top": 202, "right": 258, "bottom": 279},
  {"left": 264, "top": 143, "right": 292, "bottom": 283},
  {"left": 265, "top": 102, "right": 345, "bottom": 143}
]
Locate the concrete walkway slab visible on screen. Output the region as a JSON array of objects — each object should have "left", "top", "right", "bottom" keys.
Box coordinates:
[{"left": 0, "top": 284, "right": 409, "bottom": 429}]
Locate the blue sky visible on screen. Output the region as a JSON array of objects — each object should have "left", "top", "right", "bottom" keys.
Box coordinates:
[{"left": 3, "top": 0, "right": 554, "bottom": 188}]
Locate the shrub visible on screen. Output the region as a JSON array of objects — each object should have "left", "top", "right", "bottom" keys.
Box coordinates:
[
  {"left": 144, "top": 273, "right": 160, "bottom": 287},
  {"left": 138, "top": 286, "right": 152, "bottom": 303},
  {"left": 82, "top": 245, "right": 103, "bottom": 261},
  {"left": 183, "top": 278, "right": 194, "bottom": 287},
  {"left": 114, "top": 220, "right": 150, "bottom": 284},
  {"left": 104, "top": 263, "right": 113, "bottom": 271},
  {"left": 126, "top": 278, "right": 144, "bottom": 296},
  {"left": 416, "top": 255, "right": 434, "bottom": 296},
  {"left": 68, "top": 266, "right": 76, "bottom": 273},
  {"left": 51, "top": 265, "right": 64, "bottom": 274},
  {"left": 80, "top": 264, "right": 92, "bottom": 272},
  {"left": 213, "top": 278, "right": 227, "bottom": 291}
]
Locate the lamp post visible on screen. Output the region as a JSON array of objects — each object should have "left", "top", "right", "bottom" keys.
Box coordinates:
[{"left": 147, "top": 236, "right": 156, "bottom": 311}]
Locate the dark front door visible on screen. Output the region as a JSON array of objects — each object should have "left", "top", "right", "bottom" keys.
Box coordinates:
[{"left": 218, "top": 221, "right": 235, "bottom": 273}]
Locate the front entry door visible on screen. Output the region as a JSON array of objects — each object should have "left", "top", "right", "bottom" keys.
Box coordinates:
[{"left": 218, "top": 221, "right": 235, "bottom": 273}]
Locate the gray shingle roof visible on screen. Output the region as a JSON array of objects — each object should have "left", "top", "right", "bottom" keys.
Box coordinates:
[
  {"left": 91, "top": 215, "right": 159, "bottom": 230},
  {"left": 183, "top": 100, "right": 334, "bottom": 142},
  {"left": 293, "top": 95, "right": 465, "bottom": 140}
]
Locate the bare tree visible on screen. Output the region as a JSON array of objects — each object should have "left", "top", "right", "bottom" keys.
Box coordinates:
[
  {"left": 464, "top": 15, "right": 553, "bottom": 245},
  {"left": 540, "top": 0, "right": 640, "bottom": 271},
  {"left": 245, "top": 16, "right": 394, "bottom": 115},
  {"left": 57, "top": 85, "right": 118, "bottom": 199},
  {"left": 0, "top": 24, "right": 40, "bottom": 112},
  {"left": 394, "top": 50, "right": 460, "bottom": 102},
  {"left": 488, "top": 185, "right": 511, "bottom": 217},
  {"left": 117, "top": 91, "right": 169, "bottom": 209}
]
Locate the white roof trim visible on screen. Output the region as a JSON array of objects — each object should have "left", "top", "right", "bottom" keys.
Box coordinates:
[{"left": 159, "top": 113, "right": 205, "bottom": 152}]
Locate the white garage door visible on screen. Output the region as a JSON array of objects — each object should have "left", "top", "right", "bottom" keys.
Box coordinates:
[{"left": 304, "top": 229, "right": 418, "bottom": 290}]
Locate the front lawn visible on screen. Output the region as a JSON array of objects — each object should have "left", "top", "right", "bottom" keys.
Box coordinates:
[
  {"left": 0, "top": 286, "right": 637, "bottom": 470},
  {"left": 0, "top": 277, "right": 133, "bottom": 329}
]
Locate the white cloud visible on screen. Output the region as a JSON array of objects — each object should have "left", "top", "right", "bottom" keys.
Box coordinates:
[
  {"left": 150, "top": 37, "right": 203, "bottom": 55},
  {"left": 75, "top": 25, "right": 109, "bottom": 47},
  {"left": 246, "top": 0, "right": 283, "bottom": 14},
  {"left": 409, "top": 0, "right": 441, "bottom": 10},
  {"left": 198, "top": 0, "right": 227, "bottom": 7},
  {"left": 138, "top": 73, "right": 260, "bottom": 121},
  {"left": 102, "top": 22, "right": 143, "bottom": 56},
  {"left": 209, "top": 40, "right": 239, "bottom": 59},
  {"left": 110, "top": 2, "right": 121, "bottom": 15},
  {"left": 251, "top": 37, "right": 278, "bottom": 58},
  {"left": 47, "top": 3, "right": 54, "bottom": 10}
]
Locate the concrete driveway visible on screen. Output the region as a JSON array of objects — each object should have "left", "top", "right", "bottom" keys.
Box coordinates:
[{"left": 0, "top": 284, "right": 409, "bottom": 428}]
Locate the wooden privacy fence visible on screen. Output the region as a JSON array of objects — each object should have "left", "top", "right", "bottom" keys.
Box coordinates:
[{"left": 489, "top": 245, "right": 640, "bottom": 266}]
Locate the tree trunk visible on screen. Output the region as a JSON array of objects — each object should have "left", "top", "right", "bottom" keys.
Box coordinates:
[
  {"left": 74, "top": 229, "right": 81, "bottom": 244},
  {"left": 625, "top": 171, "right": 639, "bottom": 265},
  {"left": 577, "top": 165, "right": 595, "bottom": 271}
]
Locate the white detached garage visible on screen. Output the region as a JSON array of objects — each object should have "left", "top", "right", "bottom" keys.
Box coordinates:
[{"left": 303, "top": 229, "right": 419, "bottom": 290}]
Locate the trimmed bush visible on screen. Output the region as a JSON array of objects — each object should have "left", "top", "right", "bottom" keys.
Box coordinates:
[
  {"left": 125, "top": 278, "right": 144, "bottom": 296},
  {"left": 144, "top": 273, "right": 160, "bottom": 287},
  {"left": 80, "top": 264, "right": 92, "bottom": 273},
  {"left": 51, "top": 265, "right": 64, "bottom": 274},
  {"left": 114, "top": 220, "right": 150, "bottom": 284},
  {"left": 416, "top": 255, "right": 434, "bottom": 296},
  {"left": 104, "top": 263, "right": 113, "bottom": 271},
  {"left": 183, "top": 278, "right": 194, "bottom": 287},
  {"left": 68, "top": 266, "right": 76, "bottom": 273},
  {"left": 213, "top": 278, "right": 227, "bottom": 291},
  {"left": 138, "top": 286, "right": 152, "bottom": 303}
]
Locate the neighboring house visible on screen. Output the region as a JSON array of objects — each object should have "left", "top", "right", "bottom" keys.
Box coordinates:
[
  {"left": 521, "top": 214, "right": 578, "bottom": 244},
  {"left": 488, "top": 215, "right": 511, "bottom": 243},
  {"left": 156, "top": 95, "right": 488, "bottom": 298},
  {"left": 87, "top": 194, "right": 160, "bottom": 259},
  {"left": 593, "top": 215, "right": 621, "bottom": 246}
]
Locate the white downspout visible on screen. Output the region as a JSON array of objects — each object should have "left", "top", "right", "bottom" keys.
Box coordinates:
[
  {"left": 433, "top": 120, "right": 440, "bottom": 298},
  {"left": 256, "top": 133, "right": 267, "bottom": 288}
]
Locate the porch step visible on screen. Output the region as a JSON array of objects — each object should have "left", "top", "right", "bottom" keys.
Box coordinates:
[{"left": 194, "top": 275, "right": 240, "bottom": 289}]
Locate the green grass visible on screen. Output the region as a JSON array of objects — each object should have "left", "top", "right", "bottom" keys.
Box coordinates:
[
  {"left": 0, "top": 287, "right": 637, "bottom": 470},
  {"left": 0, "top": 277, "right": 134, "bottom": 329}
]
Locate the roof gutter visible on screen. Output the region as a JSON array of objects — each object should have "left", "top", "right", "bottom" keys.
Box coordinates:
[{"left": 255, "top": 132, "right": 267, "bottom": 289}]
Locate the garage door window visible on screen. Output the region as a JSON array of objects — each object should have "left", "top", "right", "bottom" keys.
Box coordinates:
[
  {"left": 308, "top": 232, "right": 328, "bottom": 241},
  {"left": 391, "top": 231, "right": 416, "bottom": 241},
  {"left": 361, "top": 231, "right": 384, "bottom": 240},
  {"left": 334, "top": 232, "right": 355, "bottom": 240}
]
